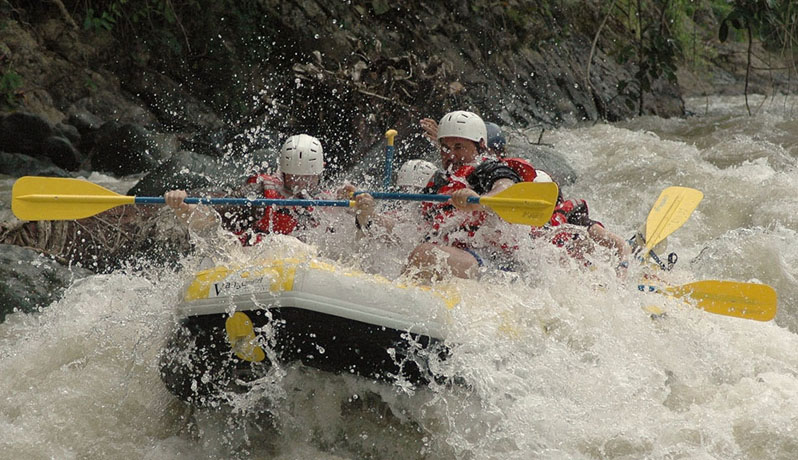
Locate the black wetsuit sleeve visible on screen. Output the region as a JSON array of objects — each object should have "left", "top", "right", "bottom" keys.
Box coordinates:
[
  {"left": 422, "top": 170, "right": 450, "bottom": 194},
  {"left": 466, "top": 160, "right": 521, "bottom": 195},
  {"left": 567, "top": 200, "right": 600, "bottom": 228}
]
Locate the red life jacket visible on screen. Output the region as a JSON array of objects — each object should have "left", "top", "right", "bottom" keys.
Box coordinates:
[
  {"left": 550, "top": 199, "right": 583, "bottom": 227},
  {"left": 502, "top": 157, "right": 538, "bottom": 182},
  {"left": 421, "top": 164, "right": 484, "bottom": 244},
  {"left": 422, "top": 157, "right": 539, "bottom": 250},
  {"left": 237, "top": 173, "right": 316, "bottom": 245},
  {"left": 532, "top": 198, "right": 603, "bottom": 262}
]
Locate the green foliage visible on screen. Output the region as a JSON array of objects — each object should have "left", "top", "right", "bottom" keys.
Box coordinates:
[
  {"left": 80, "top": 0, "right": 185, "bottom": 35},
  {"left": 710, "top": 0, "right": 734, "bottom": 21},
  {"left": 609, "top": 0, "right": 682, "bottom": 114},
  {"left": 83, "top": 8, "right": 116, "bottom": 31},
  {"left": 0, "top": 70, "right": 23, "bottom": 107},
  {"left": 717, "top": 0, "right": 798, "bottom": 50},
  {"left": 84, "top": 77, "right": 99, "bottom": 92},
  {"left": 371, "top": 0, "right": 390, "bottom": 15}
]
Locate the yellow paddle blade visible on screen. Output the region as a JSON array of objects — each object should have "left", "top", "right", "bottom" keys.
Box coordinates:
[
  {"left": 12, "top": 176, "right": 134, "bottom": 221},
  {"left": 225, "top": 312, "right": 266, "bottom": 362},
  {"left": 480, "top": 181, "right": 559, "bottom": 226},
  {"left": 665, "top": 280, "right": 777, "bottom": 322},
  {"left": 645, "top": 186, "right": 703, "bottom": 250}
]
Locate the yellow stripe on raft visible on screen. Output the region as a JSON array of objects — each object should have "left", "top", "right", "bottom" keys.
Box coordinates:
[
  {"left": 183, "top": 257, "right": 461, "bottom": 309},
  {"left": 183, "top": 258, "right": 299, "bottom": 301}
]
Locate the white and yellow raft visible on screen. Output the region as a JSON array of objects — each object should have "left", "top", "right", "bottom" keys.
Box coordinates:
[{"left": 159, "top": 256, "right": 459, "bottom": 405}]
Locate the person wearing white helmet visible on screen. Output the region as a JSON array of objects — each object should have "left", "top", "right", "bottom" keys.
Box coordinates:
[
  {"left": 420, "top": 117, "right": 506, "bottom": 157},
  {"left": 336, "top": 158, "right": 439, "bottom": 242},
  {"left": 342, "top": 111, "right": 525, "bottom": 281},
  {"left": 416, "top": 114, "right": 629, "bottom": 275},
  {"left": 164, "top": 133, "right": 331, "bottom": 244},
  {"left": 396, "top": 159, "right": 438, "bottom": 192},
  {"left": 275, "top": 133, "right": 324, "bottom": 195}
]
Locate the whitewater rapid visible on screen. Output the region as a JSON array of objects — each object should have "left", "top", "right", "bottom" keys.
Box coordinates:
[{"left": 2, "top": 95, "right": 798, "bottom": 459}]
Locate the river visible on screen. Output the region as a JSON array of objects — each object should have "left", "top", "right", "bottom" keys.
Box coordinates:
[{"left": 1, "top": 95, "right": 797, "bottom": 459}]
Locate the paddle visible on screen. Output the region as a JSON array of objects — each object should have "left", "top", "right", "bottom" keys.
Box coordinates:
[
  {"left": 12, "top": 176, "right": 355, "bottom": 221},
  {"left": 639, "top": 280, "right": 777, "bottom": 321},
  {"left": 383, "top": 129, "right": 397, "bottom": 190},
  {"left": 645, "top": 186, "right": 703, "bottom": 251},
  {"left": 12, "top": 176, "right": 559, "bottom": 226},
  {"left": 361, "top": 181, "right": 559, "bottom": 226},
  {"left": 631, "top": 186, "right": 703, "bottom": 269}
]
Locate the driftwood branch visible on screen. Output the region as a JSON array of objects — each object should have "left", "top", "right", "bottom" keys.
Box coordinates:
[{"left": 51, "top": 0, "right": 79, "bottom": 31}]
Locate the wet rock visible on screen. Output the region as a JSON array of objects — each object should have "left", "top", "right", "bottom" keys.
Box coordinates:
[
  {"left": 0, "top": 112, "right": 54, "bottom": 156},
  {"left": 128, "top": 150, "right": 220, "bottom": 197},
  {"left": 129, "top": 149, "right": 275, "bottom": 197},
  {"left": 521, "top": 145, "right": 578, "bottom": 186},
  {"left": 178, "top": 128, "right": 229, "bottom": 157},
  {"left": 66, "top": 91, "right": 159, "bottom": 128},
  {"left": 42, "top": 136, "right": 82, "bottom": 171},
  {"left": 54, "top": 122, "right": 81, "bottom": 145},
  {"left": 0, "top": 244, "right": 92, "bottom": 323},
  {"left": 66, "top": 109, "right": 104, "bottom": 137},
  {"left": 89, "top": 121, "right": 169, "bottom": 175},
  {"left": 122, "top": 70, "right": 224, "bottom": 132},
  {"left": 0, "top": 152, "right": 69, "bottom": 177}
]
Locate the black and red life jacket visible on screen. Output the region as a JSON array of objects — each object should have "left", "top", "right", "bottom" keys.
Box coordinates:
[
  {"left": 535, "top": 198, "right": 603, "bottom": 263},
  {"left": 421, "top": 157, "right": 539, "bottom": 250},
  {"left": 237, "top": 173, "right": 318, "bottom": 245}
]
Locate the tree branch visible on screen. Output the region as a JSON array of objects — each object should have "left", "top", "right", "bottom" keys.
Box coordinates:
[{"left": 51, "top": 0, "right": 79, "bottom": 31}]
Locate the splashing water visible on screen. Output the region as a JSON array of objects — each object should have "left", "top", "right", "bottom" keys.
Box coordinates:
[{"left": 2, "top": 95, "right": 798, "bottom": 459}]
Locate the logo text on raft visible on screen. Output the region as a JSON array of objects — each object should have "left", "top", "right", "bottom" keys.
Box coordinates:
[{"left": 211, "top": 277, "right": 267, "bottom": 297}]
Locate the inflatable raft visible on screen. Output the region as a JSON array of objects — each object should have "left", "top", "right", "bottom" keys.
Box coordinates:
[{"left": 159, "top": 257, "right": 459, "bottom": 405}]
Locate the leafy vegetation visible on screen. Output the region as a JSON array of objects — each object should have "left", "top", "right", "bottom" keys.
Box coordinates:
[
  {"left": 717, "top": 0, "right": 798, "bottom": 114},
  {"left": 601, "top": 0, "right": 682, "bottom": 115},
  {"left": 0, "top": 70, "right": 23, "bottom": 108},
  {"left": 83, "top": 8, "right": 116, "bottom": 31}
]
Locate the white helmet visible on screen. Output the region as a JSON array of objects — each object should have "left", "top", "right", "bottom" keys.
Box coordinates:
[
  {"left": 533, "top": 170, "right": 553, "bottom": 183},
  {"left": 397, "top": 159, "right": 437, "bottom": 188},
  {"left": 437, "top": 110, "right": 487, "bottom": 145},
  {"left": 279, "top": 134, "right": 323, "bottom": 175}
]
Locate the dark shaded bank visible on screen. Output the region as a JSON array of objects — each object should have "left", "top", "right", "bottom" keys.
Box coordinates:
[{"left": 0, "top": 1, "right": 685, "bottom": 173}]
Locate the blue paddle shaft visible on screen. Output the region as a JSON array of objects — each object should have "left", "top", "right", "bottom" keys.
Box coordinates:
[
  {"left": 384, "top": 145, "right": 394, "bottom": 190},
  {"left": 134, "top": 196, "right": 353, "bottom": 207},
  {"left": 355, "top": 191, "right": 479, "bottom": 204}
]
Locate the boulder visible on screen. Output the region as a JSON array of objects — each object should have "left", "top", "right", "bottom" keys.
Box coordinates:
[
  {"left": 129, "top": 148, "right": 275, "bottom": 197},
  {"left": 66, "top": 109, "right": 104, "bottom": 137},
  {"left": 519, "top": 145, "right": 577, "bottom": 186},
  {"left": 66, "top": 90, "right": 159, "bottom": 128},
  {"left": 89, "top": 121, "right": 169, "bottom": 175},
  {"left": 42, "top": 135, "right": 82, "bottom": 170},
  {"left": 122, "top": 70, "right": 225, "bottom": 132},
  {"left": 0, "top": 112, "right": 54, "bottom": 156},
  {"left": 54, "top": 122, "right": 81, "bottom": 145},
  {"left": 0, "top": 244, "right": 92, "bottom": 322},
  {"left": 0, "top": 152, "right": 70, "bottom": 177},
  {"left": 128, "top": 150, "right": 217, "bottom": 197}
]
